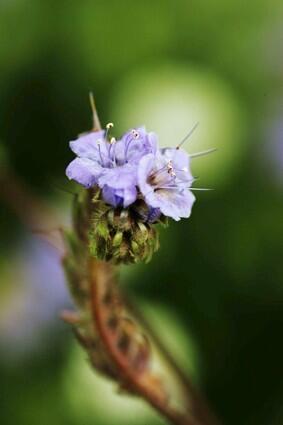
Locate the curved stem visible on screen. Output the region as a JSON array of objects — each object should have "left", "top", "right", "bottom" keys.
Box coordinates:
[{"left": 88, "top": 258, "right": 220, "bottom": 425}]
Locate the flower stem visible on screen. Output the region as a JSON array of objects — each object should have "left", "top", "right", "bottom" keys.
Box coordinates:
[{"left": 89, "top": 258, "right": 202, "bottom": 425}]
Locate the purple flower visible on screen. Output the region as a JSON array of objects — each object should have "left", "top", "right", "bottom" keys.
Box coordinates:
[
  {"left": 116, "top": 127, "right": 158, "bottom": 164},
  {"left": 66, "top": 127, "right": 156, "bottom": 207},
  {"left": 137, "top": 148, "right": 195, "bottom": 221},
  {"left": 66, "top": 123, "right": 198, "bottom": 221}
]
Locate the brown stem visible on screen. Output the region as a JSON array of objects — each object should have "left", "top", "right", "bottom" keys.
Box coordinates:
[{"left": 89, "top": 258, "right": 202, "bottom": 425}]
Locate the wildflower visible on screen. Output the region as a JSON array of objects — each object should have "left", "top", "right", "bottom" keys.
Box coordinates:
[
  {"left": 137, "top": 148, "right": 195, "bottom": 221},
  {"left": 66, "top": 122, "right": 200, "bottom": 221},
  {"left": 66, "top": 126, "right": 157, "bottom": 207}
]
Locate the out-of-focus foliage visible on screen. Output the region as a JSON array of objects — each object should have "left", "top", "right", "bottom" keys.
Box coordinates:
[
  {"left": 1, "top": 1, "right": 283, "bottom": 425},
  {"left": 110, "top": 64, "right": 246, "bottom": 186}
]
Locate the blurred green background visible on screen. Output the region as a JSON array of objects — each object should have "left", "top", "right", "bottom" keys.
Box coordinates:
[{"left": 1, "top": 1, "right": 283, "bottom": 424}]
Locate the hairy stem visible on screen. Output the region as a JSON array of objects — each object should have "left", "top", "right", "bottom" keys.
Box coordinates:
[{"left": 89, "top": 258, "right": 201, "bottom": 425}]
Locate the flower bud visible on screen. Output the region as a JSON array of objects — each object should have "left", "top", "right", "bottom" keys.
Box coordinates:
[{"left": 72, "top": 188, "right": 160, "bottom": 265}]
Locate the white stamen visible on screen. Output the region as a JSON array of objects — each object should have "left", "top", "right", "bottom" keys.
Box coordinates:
[
  {"left": 105, "top": 122, "right": 114, "bottom": 141},
  {"left": 189, "top": 148, "right": 217, "bottom": 158},
  {"left": 96, "top": 139, "right": 105, "bottom": 165},
  {"left": 190, "top": 187, "right": 213, "bottom": 191},
  {"left": 176, "top": 122, "right": 199, "bottom": 150},
  {"left": 109, "top": 137, "right": 117, "bottom": 165},
  {"left": 125, "top": 130, "right": 140, "bottom": 161},
  {"left": 166, "top": 160, "right": 176, "bottom": 177}
]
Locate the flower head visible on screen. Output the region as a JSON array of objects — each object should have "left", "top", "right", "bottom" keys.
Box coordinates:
[
  {"left": 66, "top": 126, "right": 156, "bottom": 208},
  {"left": 66, "top": 123, "right": 199, "bottom": 221},
  {"left": 137, "top": 149, "right": 195, "bottom": 221}
]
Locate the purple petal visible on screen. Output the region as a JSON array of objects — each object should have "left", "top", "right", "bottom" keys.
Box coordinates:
[
  {"left": 66, "top": 157, "right": 102, "bottom": 188},
  {"left": 122, "top": 186, "right": 138, "bottom": 207},
  {"left": 161, "top": 148, "right": 193, "bottom": 182},
  {"left": 152, "top": 188, "right": 195, "bottom": 221},
  {"left": 69, "top": 130, "right": 105, "bottom": 161},
  {"left": 138, "top": 153, "right": 195, "bottom": 220},
  {"left": 117, "top": 127, "right": 158, "bottom": 164},
  {"left": 102, "top": 186, "right": 124, "bottom": 207},
  {"left": 147, "top": 131, "right": 158, "bottom": 154},
  {"left": 137, "top": 153, "right": 156, "bottom": 195},
  {"left": 98, "top": 164, "right": 137, "bottom": 189},
  {"left": 102, "top": 185, "right": 137, "bottom": 208}
]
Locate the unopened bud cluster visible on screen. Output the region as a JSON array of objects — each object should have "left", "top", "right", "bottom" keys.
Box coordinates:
[{"left": 74, "top": 188, "right": 160, "bottom": 264}]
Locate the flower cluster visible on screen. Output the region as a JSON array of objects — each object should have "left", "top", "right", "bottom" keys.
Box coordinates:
[{"left": 66, "top": 125, "right": 195, "bottom": 221}]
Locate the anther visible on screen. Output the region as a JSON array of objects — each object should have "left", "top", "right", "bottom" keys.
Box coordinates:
[
  {"left": 124, "top": 130, "right": 139, "bottom": 162},
  {"left": 167, "top": 161, "right": 176, "bottom": 177},
  {"left": 105, "top": 122, "right": 114, "bottom": 141},
  {"left": 131, "top": 129, "right": 139, "bottom": 139}
]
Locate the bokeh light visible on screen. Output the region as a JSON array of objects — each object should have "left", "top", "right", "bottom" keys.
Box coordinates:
[{"left": 110, "top": 64, "right": 246, "bottom": 187}]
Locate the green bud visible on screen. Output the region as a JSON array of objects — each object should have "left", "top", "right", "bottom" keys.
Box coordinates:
[
  {"left": 131, "top": 240, "right": 140, "bottom": 255},
  {"left": 112, "top": 231, "right": 123, "bottom": 247},
  {"left": 72, "top": 188, "right": 161, "bottom": 265}
]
